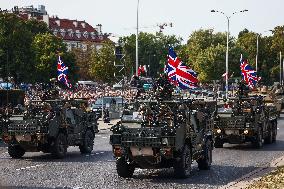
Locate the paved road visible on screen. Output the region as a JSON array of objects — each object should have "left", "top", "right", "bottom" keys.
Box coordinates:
[{"left": 1, "top": 118, "right": 284, "bottom": 189}]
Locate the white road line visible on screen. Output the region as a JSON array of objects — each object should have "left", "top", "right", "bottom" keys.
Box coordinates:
[
  {"left": 100, "top": 152, "right": 104, "bottom": 154},
  {"left": 95, "top": 153, "right": 100, "bottom": 155},
  {"left": 101, "top": 137, "right": 107, "bottom": 139}
]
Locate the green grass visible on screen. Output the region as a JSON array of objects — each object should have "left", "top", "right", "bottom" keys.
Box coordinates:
[{"left": 247, "top": 166, "right": 284, "bottom": 189}]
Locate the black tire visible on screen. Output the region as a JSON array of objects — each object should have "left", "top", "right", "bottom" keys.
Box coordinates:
[
  {"left": 116, "top": 157, "right": 135, "bottom": 178},
  {"left": 272, "top": 122, "right": 277, "bottom": 143},
  {"left": 79, "top": 129, "right": 94, "bottom": 154},
  {"left": 8, "top": 144, "right": 25, "bottom": 159},
  {"left": 253, "top": 128, "right": 263, "bottom": 148},
  {"left": 51, "top": 132, "right": 67, "bottom": 159},
  {"left": 197, "top": 140, "right": 213, "bottom": 170},
  {"left": 264, "top": 127, "right": 273, "bottom": 144},
  {"left": 174, "top": 145, "right": 192, "bottom": 178},
  {"left": 214, "top": 138, "right": 223, "bottom": 148}
]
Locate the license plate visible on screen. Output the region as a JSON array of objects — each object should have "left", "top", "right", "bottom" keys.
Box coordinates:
[
  {"left": 130, "top": 147, "right": 153, "bottom": 156},
  {"left": 15, "top": 135, "right": 31, "bottom": 142},
  {"left": 225, "top": 130, "right": 239, "bottom": 135}
]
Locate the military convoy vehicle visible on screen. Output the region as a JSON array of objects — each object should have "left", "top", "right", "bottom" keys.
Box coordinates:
[
  {"left": 214, "top": 82, "right": 278, "bottom": 148},
  {"left": 110, "top": 76, "right": 216, "bottom": 178},
  {"left": 1, "top": 90, "right": 98, "bottom": 159}
]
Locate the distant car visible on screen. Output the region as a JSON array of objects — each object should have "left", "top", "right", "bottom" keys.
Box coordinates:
[
  {"left": 0, "top": 82, "right": 13, "bottom": 89},
  {"left": 91, "top": 96, "right": 124, "bottom": 118}
]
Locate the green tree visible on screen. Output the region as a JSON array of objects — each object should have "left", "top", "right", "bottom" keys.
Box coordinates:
[
  {"left": 32, "top": 33, "right": 76, "bottom": 82},
  {"left": 119, "top": 32, "right": 182, "bottom": 78},
  {"left": 89, "top": 41, "right": 116, "bottom": 83}
]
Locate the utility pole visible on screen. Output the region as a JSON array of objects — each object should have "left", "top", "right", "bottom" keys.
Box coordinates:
[{"left": 135, "top": 0, "right": 139, "bottom": 76}]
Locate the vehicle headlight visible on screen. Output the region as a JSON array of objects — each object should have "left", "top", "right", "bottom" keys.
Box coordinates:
[
  {"left": 216, "top": 129, "right": 222, "bottom": 134},
  {"left": 162, "top": 138, "right": 169, "bottom": 145},
  {"left": 244, "top": 129, "right": 249, "bottom": 134},
  {"left": 246, "top": 123, "right": 250, "bottom": 127}
]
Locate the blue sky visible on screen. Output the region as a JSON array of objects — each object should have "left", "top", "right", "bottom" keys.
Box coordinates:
[{"left": 1, "top": 0, "right": 283, "bottom": 42}]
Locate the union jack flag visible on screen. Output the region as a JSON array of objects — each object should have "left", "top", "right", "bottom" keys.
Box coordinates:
[
  {"left": 57, "top": 56, "right": 72, "bottom": 88},
  {"left": 165, "top": 47, "right": 198, "bottom": 89},
  {"left": 240, "top": 57, "right": 261, "bottom": 88}
]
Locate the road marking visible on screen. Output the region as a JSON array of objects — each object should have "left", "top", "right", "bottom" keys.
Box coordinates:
[
  {"left": 95, "top": 153, "right": 100, "bottom": 155},
  {"left": 16, "top": 164, "right": 45, "bottom": 171},
  {"left": 102, "top": 136, "right": 108, "bottom": 139},
  {"left": 100, "top": 152, "right": 104, "bottom": 154}
]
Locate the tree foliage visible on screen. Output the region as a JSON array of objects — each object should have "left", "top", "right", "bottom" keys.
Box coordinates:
[{"left": 89, "top": 41, "right": 116, "bottom": 83}]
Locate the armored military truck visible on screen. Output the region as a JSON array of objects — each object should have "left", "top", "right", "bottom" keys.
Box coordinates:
[
  {"left": 214, "top": 82, "right": 278, "bottom": 148},
  {"left": 2, "top": 98, "right": 98, "bottom": 159},
  {"left": 110, "top": 76, "right": 216, "bottom": 178}
]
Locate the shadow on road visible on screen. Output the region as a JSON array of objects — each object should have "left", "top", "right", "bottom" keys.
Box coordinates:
[
  {"left": 0, "top": 186, "right": 77, "bottom": 189},
  {"left": 22, "top": 150, "right": 114, "bottom": 163},
  {"left": 221, "top": 139, "right": 284, "bottom": 151},
  {"left": 127, "top": 164, "right": 258, "bottom": 186}
]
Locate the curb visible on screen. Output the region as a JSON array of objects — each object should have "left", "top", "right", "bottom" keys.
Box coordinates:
[{"left": 220, "top": 155, "right": 284, "bottom": 189}]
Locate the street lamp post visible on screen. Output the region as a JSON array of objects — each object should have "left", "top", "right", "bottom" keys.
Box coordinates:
[
  {"left": 136, "top": 0, "right": 140, "bottom": 76},
  {"left": 211, "top": 9, "right": 248, "bottom": 99},
  {"left": 256, "top": 34, "right": 259, "bottom": 73}
]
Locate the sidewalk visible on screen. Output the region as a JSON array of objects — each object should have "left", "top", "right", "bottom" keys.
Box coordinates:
[{"left": 97, "top": 119, "right": 120, "bottom": 131}]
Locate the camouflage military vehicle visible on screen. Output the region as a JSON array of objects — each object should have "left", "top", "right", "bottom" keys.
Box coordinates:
[
  {"left": 0, "top": 89, "right": 25, "bottom": 138},
  {"left": 110, "top": 76, "right": 216, "bottom": 178},
  {"left": 214, "top": 82, "right": 278, "bottom": 148},
  {"left": 2, "top": 97, "right": 98, "bottom": 159}
]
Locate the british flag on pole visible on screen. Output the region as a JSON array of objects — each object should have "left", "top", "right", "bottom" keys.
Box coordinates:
[
  {"left": 57, "top": 55, "right": 72, "bottom": 88},
  {"left": 240, "top": 56, "right": 261, "bottom": 88},
  {"left": 165, "top": 47, "right": 199, "bottom": 89}
]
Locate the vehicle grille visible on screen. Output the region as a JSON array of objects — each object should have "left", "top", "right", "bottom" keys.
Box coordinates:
[
  {"left": 216, "top": 117, "right": 245, "bottom": 128},
  {"left": 8, "top": 124, "right": 37, "bottom": 134}
]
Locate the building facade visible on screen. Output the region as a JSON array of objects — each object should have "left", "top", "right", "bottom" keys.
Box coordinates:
[{"left": 13, "top": 5, "right": 109, "bottom": 51}]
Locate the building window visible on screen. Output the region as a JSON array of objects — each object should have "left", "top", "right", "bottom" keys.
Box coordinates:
[
  {"left": 53, "top": 29, "right": 58, "bottom": 36},
  {"left": 68, "top": 29, "right": 74, "bottom": 37},
  {"left": 83, "top": 31, "right": 89, "bottom": 39},
  {"left": 60, "top": 29, "right": 66, "bottom": 37},
  {"left": 75, "top": 30, "right": 81, "bottom": 38}
]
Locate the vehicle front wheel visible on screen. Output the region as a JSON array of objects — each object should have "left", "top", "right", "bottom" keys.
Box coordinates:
[
  {"left": 214, "top": 138, "right": 223, "bottom": 148},
  {"left": 116, "top": 157, "right": 135, "bottom": 178},
  {"left": 253, "top": 128, "right": 263, "bottom": 148},
  {"left": 197, "top": 140, "right": 213, "bottom": 170},
  {"left": 174, "top": 145, "right": 192, "bottom": 178},
  {"left": 79, "top": 129, "right": 94, "bottom": 154},
  {"left": 8, "top": 144, "right": 25, "bottom": 159},
  {"left": 272, "top": 122, "right": 277, "bottom": 143},
  {"left": 264, "top": 127, "right": 273, "bottom": 144},
  {"left": 51, "top": 132, "right": 67, "bottom": 159}
]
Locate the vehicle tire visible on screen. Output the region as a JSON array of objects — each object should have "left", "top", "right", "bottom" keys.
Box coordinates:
[
  {"left": 174, "top": 145, "right": 192, "bottom": 178},
  {"left": 116, "top": 157, "right": 135, "bottom": 178},
  {"left": 253, "top": 128, "right": 263, "bottom": 148},
  {"left": 214, "top": 139, "right": 223, "bottom": 148},
  {"left": 264, "top": 127, "right": 273, "bottom": 144},
  {"left": 51, "top": 132, "right": 67, "bottom": 159},
  {"left": 79, "top": 129, "right": 94, "bottom": 154},
  {"left": 272, "top": 122, "right": 277, "bottom": 143},
  {"left": 8, "top": 144, "right": 25, "bottom": 159},
  {"left": 197, "top": 140, "right": 213, "bottom": 170}
]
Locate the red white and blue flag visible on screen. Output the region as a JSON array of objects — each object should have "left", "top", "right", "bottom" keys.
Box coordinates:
[
  {"left": 165, "top": 47, "right": 199, "bottom": 89},
  {"left": 240, "top": 56, "right": 261, "bottom": 88},
  {"left": 57, "top": 56, "right": 72, "bottom": 88}
]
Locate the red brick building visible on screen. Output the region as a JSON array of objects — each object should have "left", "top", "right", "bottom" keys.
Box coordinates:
[{"left": 15, "top": 5, "right": 109, "bottom": 51}]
